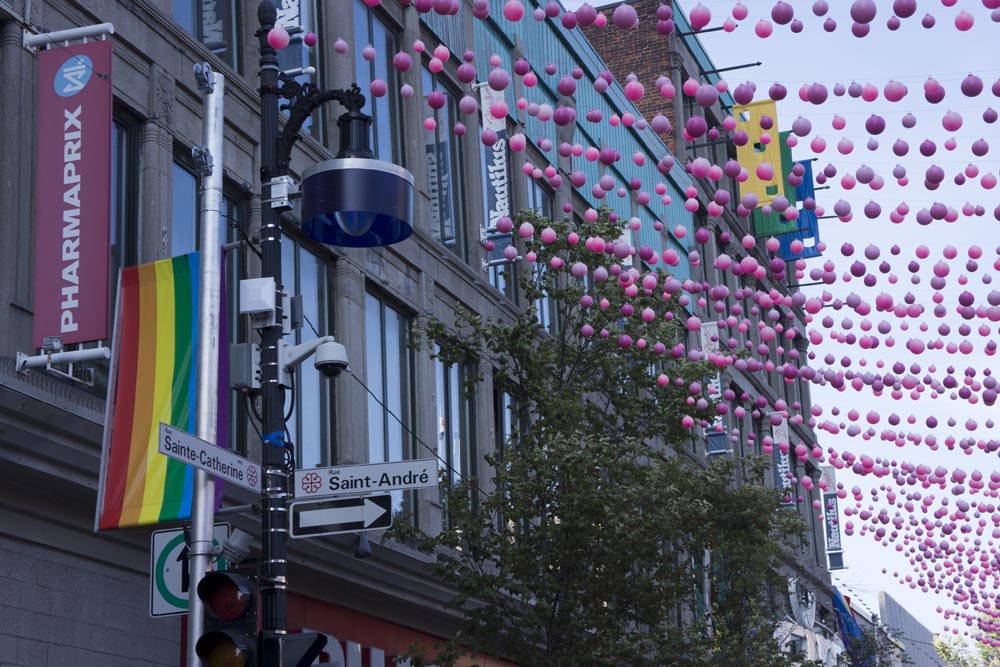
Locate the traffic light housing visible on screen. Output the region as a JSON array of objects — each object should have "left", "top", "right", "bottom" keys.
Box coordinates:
[
  {"left": 260, "top": 630, "right": 328, "bottom": 667},
  {"left": 195, "top": 568, "right": 258, "bottom": 667}
]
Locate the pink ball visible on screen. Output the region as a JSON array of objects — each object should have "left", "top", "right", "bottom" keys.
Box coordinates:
[
  {"left": 755, "top": 19, "right": 773, "bottom": 37},
  {"left": 268, "top": 27, "right": 290, "bottom": 50},
  {"left": 303, "top": 32, "right": 318, "bottom": 47},
  {"left": 690, "top": 3, "right": 712, "bottom": 30},
  {"left": 503, "top": 0, "right": 525, "bottom": 21}
]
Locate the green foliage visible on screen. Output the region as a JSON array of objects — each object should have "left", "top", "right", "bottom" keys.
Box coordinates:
[
  {"left": 935, "top": 628, "right": 1000, "bottom": 667},
  {"left": 398, "top": 210, "right": 805, "bottom": 667},
  {"left": 824, "top": 626, "right": 910, "bottom": 667}
]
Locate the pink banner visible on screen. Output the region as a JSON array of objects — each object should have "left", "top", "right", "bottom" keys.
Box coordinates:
[{"left": 33, "top": 40, "right": 112, "bottom": 347}]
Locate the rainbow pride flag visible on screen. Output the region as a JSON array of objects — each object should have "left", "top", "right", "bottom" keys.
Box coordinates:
[{"left": 95, "top": 252, "right": 227, "bottom": 531}]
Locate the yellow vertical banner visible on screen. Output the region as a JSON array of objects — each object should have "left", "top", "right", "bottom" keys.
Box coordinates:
[{"left": 734, "top": 100, "right": 784, "bottom": 207}]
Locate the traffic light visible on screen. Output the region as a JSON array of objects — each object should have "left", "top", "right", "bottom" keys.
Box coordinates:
[
  {"left": 259, "top": 630, "right": 328, "bottom": 667},
  {"left": 195, "top": 568, "right": 258, "bottom": 667}
]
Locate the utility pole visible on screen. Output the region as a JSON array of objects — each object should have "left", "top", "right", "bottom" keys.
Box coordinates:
[{"left": 187, "top": 62, "right": 225, "bottom": 667}]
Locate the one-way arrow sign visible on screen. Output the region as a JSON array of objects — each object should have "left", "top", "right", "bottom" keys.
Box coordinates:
[{"left": 289, "top": 495, "right": 393, "bottom": 538}]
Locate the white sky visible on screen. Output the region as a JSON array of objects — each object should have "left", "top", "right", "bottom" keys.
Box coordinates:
[{"left": 562, "top": 0, "right": 1000, "bottom": 645}]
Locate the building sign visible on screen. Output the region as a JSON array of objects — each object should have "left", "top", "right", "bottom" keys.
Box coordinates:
[
  {"left": 33, "top": 40, "right": 112, "bottom": 347},
  {"left": 770, "top": 414, "right": 794, "bottom": 505},
  {"left": 820, "top": 466, "right": 844, "bottom": 568},
  {"left": 480, "top": 85, "right": 510, "bottom": 230},
  {"left": 699, "top": 322, "right": 723, "bottom": 431}
]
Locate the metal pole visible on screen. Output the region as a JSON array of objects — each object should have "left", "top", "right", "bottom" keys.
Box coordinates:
[
  {"left": 187, "top": 64, "right": 225, "bottom": 666},
  {"left": 257, "top": 0, "right": 289, "bottom": 637}
]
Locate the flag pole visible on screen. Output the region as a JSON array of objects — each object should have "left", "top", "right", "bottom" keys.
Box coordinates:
[{"left": 187, "top": 62, "right": 225, "bottom": 667}]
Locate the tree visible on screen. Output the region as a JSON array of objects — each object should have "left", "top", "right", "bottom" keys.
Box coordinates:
[
  {"left": 398, "top": 210, "right": 805, "bottom": 667},
  {"left": 935, "top": 622, "right": 1000, "bottom": 667}
]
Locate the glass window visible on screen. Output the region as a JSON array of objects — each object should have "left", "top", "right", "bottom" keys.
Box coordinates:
[
  {"left": 366, "top": 292, "right": 416, "bottom": 515},
  {"left": 173, "top": 0, "right": 240, "bottom": 71},
  {"left": 435, "top": 347, "right": 476, "bottom": 525},
  {"left": 275, "top": 0, "right": 321, "bottom": 137},
  {"left": 280, "top": 235, "right": 335, "bottom": 469},
  {"left": 423, "top": 66, "right": 466, "bottom": 258},
  {"left": 353, "top": 0, "right": 404, "bottom": 163},
  {"left": 171, "top": 160, "right": 199, "bottom": 257},
  {"left": 525, "top": 177, "right": 556, "bottom": 330}
]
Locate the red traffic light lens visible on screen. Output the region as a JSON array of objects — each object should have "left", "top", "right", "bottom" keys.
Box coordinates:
[
  {"left": 198, "top": 572, "right": 253, "bottom": 621},
  {"left": 195, "top": 631, "right": 252, "bottom": 667}
]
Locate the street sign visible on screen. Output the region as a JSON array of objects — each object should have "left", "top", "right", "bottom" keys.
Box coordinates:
[
  {"left": 294, "top": 458, "right": 438, "bottom": 499},
  {"left": 289, "top": 495, "right": 393, "bottom": 538},
  {"left": 150, "top": 523, "right": 230, "bottom": 617},
  {"left": 158, "top": 422, "right": 261, "bottom": 492}
]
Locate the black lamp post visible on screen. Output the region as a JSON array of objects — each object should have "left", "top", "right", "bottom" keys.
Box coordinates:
[{"left": 254, "top": 0, "right": 413, "bottom": 657}]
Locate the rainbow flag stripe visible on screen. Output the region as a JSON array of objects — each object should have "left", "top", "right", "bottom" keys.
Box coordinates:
[{"left": 96, "top": 252, "right": 226, "bottom": 530}]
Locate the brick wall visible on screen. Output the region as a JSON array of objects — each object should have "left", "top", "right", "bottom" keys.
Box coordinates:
[
  {"left": 0, "top": 535, "right": 179, "bottom": 667},
  {"left": 582, "top": 0, "right": 677, "bottom": 153}
]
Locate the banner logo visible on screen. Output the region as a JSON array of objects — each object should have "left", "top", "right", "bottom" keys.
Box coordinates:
[{"left": 54, "top": 55, "right": 92, "bottom": 96}]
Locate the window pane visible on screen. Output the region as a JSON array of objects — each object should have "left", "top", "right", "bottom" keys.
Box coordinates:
[
  {"left": 297, "top": 248, "right": 323, "bottom": 469},
  {"left": 277, "top": 0, "right": 319, "bottom": 135},
  {"left": 424, "top": 67, "right": 465, "bottom": 258},
  {"left": 354, "top": 0, "right": 401, "bottom": 161},
  {"left": 172, "top": 162, "right": 198, "bottom": 256},
  {"left": 365, "top": 292, "right": 385, "bottom": 463},
  {"left": 173, "top": 0, "right": 240, "bottom": 70}
]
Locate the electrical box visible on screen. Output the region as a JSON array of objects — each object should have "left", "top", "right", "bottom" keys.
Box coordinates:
[{"left": 229, "top": 343, "right": 261, "bottom": 393}]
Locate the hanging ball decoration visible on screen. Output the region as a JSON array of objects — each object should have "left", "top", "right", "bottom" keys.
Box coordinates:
[
  {"left": 612, "top": 3, "right": 640, "bottom": 29},
  {"left": 369, "top": 78, "right": 388, "bottom": 97},
  {"left": 893, "top": 0, "right": 916, "bottom": 18},
  {"left": 921, "top": 13, "right": 936, "bottom": 28},
  {"left": 392, "top": 51, "right": 413, "bottom": 72},
  {"left": 772, "top": 1, "right": 795, "bottom": 24},
  {"left": 334, "top": 38, "right": 349, "bottom": 54},
  {"left": 852, "top": 22, "right": 871, "bottom": 37},
  {"left": 942, "top": 110, "right": 964, "bottom": 131},
  {"left": 884, "top": 80, "right": 907, "bottom": 102},
  {"left": 808, "top": 83, "right": 829, "bottom": 104},
  {"left": 690, "top": 3, "right": 712, "bottom": 30},
  {"left": 984, "top": 107, "right": 999, "bottom": 123},
  {"left": 733, "top": 83, "right": 755, "bottom": 105},
  {"left": 472, "top": 0, "right": 490, "bottom": 18},
  {"left": 268, "top": 26, "right": 291, "bottom": 49},
  {"left": 769, "top": 83, "right": 788, "bottom": 101},
  {"left": 902, "top": 112, "right": 917, "bottom": 128},
  {"left": 576, "top": 3, "right": 598, "bottom": 26},
  {"left": 625, "top": 80, "right": 645, "bottom": 101},
  {"left": 865, "top": 114, "right": 886, "bottom": 135},
  {"left": 823, "top": 17, "right": 837, "bottom": 31},
  {"left": 851, "top": 0, "right": 877, "bottom": 23},
  {"left": 755, "top": 19, "right": 774, "bottom": 37},
  {"left": 695, "top": 84, "right": 719, "bottom": 107},
  {"left": 303, "top": 32, "right": 319, "bottom": 47},
  {"left": 962, "top": 74, "right": 984, "bottom": 97},
  {"left": 488, "top": 68, "right": 511, "bottom": 91},
  {"left": 956, "top": 10, "right": 975, "bottom": 30},
  {"left": 812, "top": 0, "right": 829, "bottom": 15},
  {"left": 503, "top": 0, "right": 525, "bottom": 21},
  {"left": 457, "top": 63, "right": 477, "bottom": 84}
]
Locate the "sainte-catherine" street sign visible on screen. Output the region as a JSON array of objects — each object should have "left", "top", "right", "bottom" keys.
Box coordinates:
[{"left": 158, "top": 422, "right": 261, "bottom": 493}]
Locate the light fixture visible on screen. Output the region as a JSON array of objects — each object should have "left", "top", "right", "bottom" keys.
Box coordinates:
[{"left": 299, "top": 106, "right": 414, "bottom": 248}]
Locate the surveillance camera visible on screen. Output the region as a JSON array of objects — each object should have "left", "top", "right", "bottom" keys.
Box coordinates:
[{"left": 314, "top": 340, "right": 349, "bottom": 378}]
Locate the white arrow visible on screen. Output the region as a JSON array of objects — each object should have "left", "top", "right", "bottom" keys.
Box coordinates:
[{"left": 299, "top": 498, "right": 388, "bottom": 529}]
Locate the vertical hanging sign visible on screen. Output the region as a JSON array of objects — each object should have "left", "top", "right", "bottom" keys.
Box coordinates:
[
  {"left": 33, "top": 40, "right": 113, "bottom": 347},
  {"left": 479, "top": 85, "right": 510, "bottom": 230}
]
